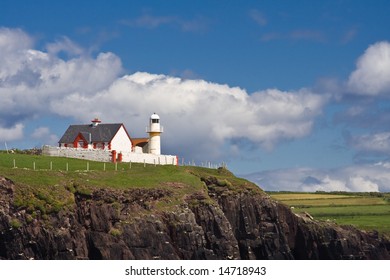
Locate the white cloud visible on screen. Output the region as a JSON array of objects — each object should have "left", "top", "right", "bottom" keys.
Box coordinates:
[
  {"left": 31, "top": 127, "right": 58, "bottom": 146},
  {"left": 0, "top": 27, "right": 32, "bottom": 52},
  {"left": 0, "top": 27, "right": 34, "bottom": 82},
  {"left": 0, "top": 27, "right": 122, "bottom": 125},
  {"left": 350, "top": 132, "right": 390, "bottom": 154},
  {"left": 46, "top": 36, "right": 84, "bottom": 56},
  {"left": 347, "top": 41, "right": 390, "bottom": 95},
  {"left": 31, "top": 127, "right": 50, "bottom": 139},
  {"left": 243, "top": 162, "right": 389, "bottom": 192},
  {"left": 48, "top": 72, "right": 327, "bottom": 159},
  {"left": 0, "top": 27, "right": 327, "bottom": 161},
  {"left": 0, "top": 123, "right": 24, "bottom": 142},
  {"left": 347, "top": 176, "right": 379, "bottom": 192}
]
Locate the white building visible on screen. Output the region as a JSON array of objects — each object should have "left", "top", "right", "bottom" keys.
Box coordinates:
[
  {"left": 48, "top": 114, "right": 177, "bottom": 165},
  {"left": 58, "top": 118, "right": 136, "bottom": 152}
]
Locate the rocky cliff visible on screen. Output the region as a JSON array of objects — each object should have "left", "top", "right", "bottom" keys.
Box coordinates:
[{"left": 0, "top": 170, "right": 389, "bottom": 260}]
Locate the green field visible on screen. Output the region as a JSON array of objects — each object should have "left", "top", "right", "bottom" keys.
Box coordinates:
[
  {"left": 269, "top": 192, "right": 390, "bottom": 234},
  {"left": 0, "top": 151, "right": 254, "bottom": 215}
]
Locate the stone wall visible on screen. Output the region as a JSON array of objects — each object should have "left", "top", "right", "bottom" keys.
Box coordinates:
[
  {"left": 42, "top": 146, "right": 111, "bottom": 162},
  {"left": 42, "top": 146, "right": 177, "bottom": 165}
]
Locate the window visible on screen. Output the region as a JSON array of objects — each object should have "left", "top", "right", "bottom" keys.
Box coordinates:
[
  {"left": 78, "top": 140, "right": 85, "bottom": 148},
  {"left": 96, "top": 143, "right": 104, "bottom": 149},
  {"left": 152, "top": 119, "right": 159, "bottom": 123}
]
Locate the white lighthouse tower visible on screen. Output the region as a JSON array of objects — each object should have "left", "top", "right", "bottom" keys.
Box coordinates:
[{"left": 147, "top": 113, "right": 163, "bottom": 155}]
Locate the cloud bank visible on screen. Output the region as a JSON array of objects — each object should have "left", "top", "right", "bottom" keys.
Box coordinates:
[
  {"left": 243, "top": 161, "right": 390, "bottom": 192},
  {"left": 0, "top": 27, "right": 326, "bottom": 161}
]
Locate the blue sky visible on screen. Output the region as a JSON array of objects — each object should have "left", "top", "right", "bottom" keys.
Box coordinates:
[{"left": 1, "top": 0, "right": 390, "bottom": 192}]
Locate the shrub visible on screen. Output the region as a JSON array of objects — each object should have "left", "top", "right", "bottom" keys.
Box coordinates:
[
  {"left": 10, "top": 218, "right": 22, "bottom": 229},
  {"left": 109, "top": 228, "right": 122, "bottom": 236}
]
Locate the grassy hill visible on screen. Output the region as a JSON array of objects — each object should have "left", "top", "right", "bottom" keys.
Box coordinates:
[
  {"left": 269, "top": 192, "right": 390, "bottom": 234},
  {"left": 0, "top": 151, "right": 254, "bottom": 215}
]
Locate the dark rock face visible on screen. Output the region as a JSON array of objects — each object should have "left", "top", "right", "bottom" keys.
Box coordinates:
[{"left": 0, "top": 176, "right": 389, "bottom": 260}]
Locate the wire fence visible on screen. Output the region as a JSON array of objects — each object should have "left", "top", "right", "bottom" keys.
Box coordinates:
[
  {"left": 6, "top": 159, "right": 160, "bottom": 172},
  {"left": 179, "top": 158, "right": 228, "bottom": 169},
  {"left": 5, "top": 157, "right": 227, "bottom": 172}
]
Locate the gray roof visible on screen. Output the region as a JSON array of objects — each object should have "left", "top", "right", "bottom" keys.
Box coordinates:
[{"left": 58, "top": 123, "right": 126, "bottom": 143}]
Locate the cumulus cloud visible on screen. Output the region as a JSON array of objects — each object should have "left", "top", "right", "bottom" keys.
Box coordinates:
[
  {"left": 49, "top": 72, "right": 327, "bottom": 159},
  {"left": 0, "top": 27, "right": 122, "bottom": 136},
  {"left": 0, "top": 27, "right": 32, "bottom": 53},
  {"left": 0, "top": 123, "right": 24, "bottom": 142},
  {"left": 347, "top": 41, "right": 390, "bottom": 95},
  {"left": 242, "top": 161, "right": 390, "bottom": 192},
  {"left": 31, "top": 127, "right": 58, "bottom": 146},
  {"left": 0, "top": 27, "right": 327, "bottom": 161}
]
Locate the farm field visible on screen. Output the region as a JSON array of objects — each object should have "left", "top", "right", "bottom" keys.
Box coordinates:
[{"left": 269, "top": 192, "right": 390, "bottom": 235}]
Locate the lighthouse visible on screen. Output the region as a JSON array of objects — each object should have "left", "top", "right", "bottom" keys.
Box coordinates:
[{"left": 147, "top": 113, "right": 163, "bottom": 155}]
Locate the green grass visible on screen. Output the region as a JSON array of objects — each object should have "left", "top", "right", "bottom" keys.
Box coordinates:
[
  {"left": 0, "top": 152, "right": 258, "bottom": 216},
  {"left": 318, "top": 215, "right": 390, "bottom": 233},
  {"left": 0, "top": 153, "right": 199, "bottom": 188},
  {"left": 295, "top": 204, "right": 390, "bottom": 216},
  {"left": 269, "top": 192, "right": 390, "bottom": 234}
]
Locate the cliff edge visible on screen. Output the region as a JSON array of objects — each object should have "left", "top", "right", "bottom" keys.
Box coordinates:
[{"left": 0, "top": 168, "right": 389, "bottom": 260}]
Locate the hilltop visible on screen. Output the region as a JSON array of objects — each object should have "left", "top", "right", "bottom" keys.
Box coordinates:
[{"left": 0, "top": 153, "right": 389, "bottom": 259}]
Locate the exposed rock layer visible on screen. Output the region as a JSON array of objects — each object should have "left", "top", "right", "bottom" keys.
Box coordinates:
[{"left": 0, "top": 175, "right": 389, "bottom": 259}]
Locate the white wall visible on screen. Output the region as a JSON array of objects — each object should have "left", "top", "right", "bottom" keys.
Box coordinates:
[
  {"left": 42, "top": 146, "right": 111, "bottom": 162},
  {"left": 148, "top": 133, "right": 161, "bottom": 155},
  {"left": 121, "top": 151, "right": 177, "bottom": 165},
  {"left": 110, "top": 126, "right": 132, "bottom": 153},
  {"left": 42, "top": 146, "right": 178, "bottom": 165}
]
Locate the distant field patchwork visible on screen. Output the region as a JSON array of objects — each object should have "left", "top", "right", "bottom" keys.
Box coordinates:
[{"left": 269, "top": 192, "right": 390, "bottom": 234}]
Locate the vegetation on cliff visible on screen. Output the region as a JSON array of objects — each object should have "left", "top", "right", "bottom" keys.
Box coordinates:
[
  {"left": 0, "top": 152, "right": 257, "bottom": 216},
  {"left": 0, "top": 152, "right": 389, "bottom": 260}
]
